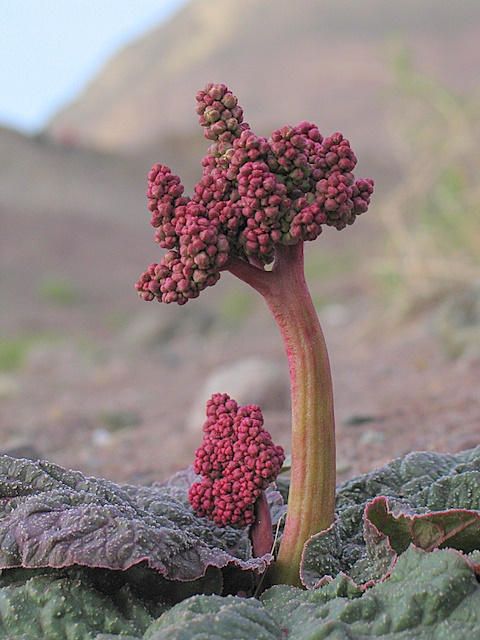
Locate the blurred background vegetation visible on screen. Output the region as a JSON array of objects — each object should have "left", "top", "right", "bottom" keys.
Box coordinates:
[{"left": 375, "top": 45, "right": 480, "bottom": 315}]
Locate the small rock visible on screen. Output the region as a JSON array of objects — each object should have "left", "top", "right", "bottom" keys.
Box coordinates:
[
  {"left": 336, "top": 459, "right": 352, "bottom": 474},
  {"left": 124, "top": 307, "right": 216, "bottom": 349},
  {"left": 122, "top": 311, "right": 177, "bottom": 349},
  {"left": 319, "top": 303, "right": 350, "bottom": 327},
  {"left": 92, "top": 428, "right": 113, "bottom": 447}
]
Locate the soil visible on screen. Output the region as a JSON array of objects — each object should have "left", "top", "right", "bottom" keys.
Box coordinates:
[{"left": 1, "top": 204, "right": 479, "bottom": 488}]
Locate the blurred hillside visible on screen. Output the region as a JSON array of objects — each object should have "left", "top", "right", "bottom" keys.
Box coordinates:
[
  {"left": 1, "top": 0, "right": 480, "bottom": 482},
  {"left": 2, "top": 0, "right": 479, "bottom": 220},
  {"left": 46, "top": 0, "right": 480, "bottom": 158},
  {"left": 2, "top": 0, "right": 479, "bottom": 205}
]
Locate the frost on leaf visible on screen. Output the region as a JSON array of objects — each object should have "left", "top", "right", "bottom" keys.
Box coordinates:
[{"left": 0, "top": 456, "right": 272, "bottom": 582}]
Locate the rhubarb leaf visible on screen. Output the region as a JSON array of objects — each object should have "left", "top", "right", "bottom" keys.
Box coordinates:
[
  {"left": 143, "top": 594, "right": 282, "bottom": 640},
  {"left": 0, "top": 456, "right": 271, "bottom": 583},
  {"left": 413, "top": 470, "right": 480, "bottom": 511},
  {"left": 300, "top": 519, "right": 343, "bottom": 589},
  {"left": 0, "top": 569, "right": 155, "bottom": 638},
  {"left": 299, "top": 447, "right": 480, "bottom": 587},
  {"left": 149, "top": 546, "right": 480, "bottom": 639},
  {"left": 365, "top": 495, "right": 480, "bottom": 554},
  {"left": 2, "top": 546, "right": 479, "bottom": 638},
  {"left": 263, "top": 546, "right": 480, "bottom": 638}
]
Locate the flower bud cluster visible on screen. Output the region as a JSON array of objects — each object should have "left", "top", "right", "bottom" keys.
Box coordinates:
[
  {"left": 146, "top": 164, "right": 188, "bottom": 228},
  {"left": 188, "top": 393, "right": 285, "bottom": 527},
  {"left": 313, "top": 133, "right": 374, "bottom": 231},
  {"left": 268, "top": 122, "right": 323, "bottom": 190},
  {"left": 135, "top": 207, "right": 230, "bottom": 304},
  {"left": 196, "top": 83, "right": 249, "bottom": 148},
  {"left": 136, "top": 160, "right": 233, "bottom": 304},
  {"left": 137, "top": 83, "right": 374, "bottom": 305}
]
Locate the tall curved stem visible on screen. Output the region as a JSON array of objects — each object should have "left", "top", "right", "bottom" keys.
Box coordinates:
[{"left": 226, "top": 243, "right": 336, "bottom": 586}]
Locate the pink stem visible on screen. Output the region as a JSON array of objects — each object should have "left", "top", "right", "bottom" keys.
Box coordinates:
[{"left": 226, "top": 243, "right": 336, "bottom": 586}]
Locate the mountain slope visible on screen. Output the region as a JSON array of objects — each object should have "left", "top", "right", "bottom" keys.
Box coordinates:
[
  {"left": 46, "top": 0, "right": 480, "bottom": 153},
  {"left": 0, "top": 126, "right": 144, "bottom": 221}
]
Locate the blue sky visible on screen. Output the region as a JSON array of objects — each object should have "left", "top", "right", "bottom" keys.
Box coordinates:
[{"left": 0, "top": 0, "right": 189, "bottom": 134}]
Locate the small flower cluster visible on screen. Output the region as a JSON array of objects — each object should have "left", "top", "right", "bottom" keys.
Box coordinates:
[
  {"left": 136, "top": 164, "right": 230, "bottom": 304},
  {"left": 136, "top": 83, "right": 374, "bottom": 305},
  {"left": 188, "top": 393, "right": 285, "bottom": 527}
]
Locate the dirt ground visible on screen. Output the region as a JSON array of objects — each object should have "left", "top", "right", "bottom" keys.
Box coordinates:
[{"left": 1, "top": 205, "right": 479, "bottom": 488}]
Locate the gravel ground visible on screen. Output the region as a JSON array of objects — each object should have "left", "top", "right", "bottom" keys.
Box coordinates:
[{"left": 2, "top": 281, "right": 479, "bottom": 488}]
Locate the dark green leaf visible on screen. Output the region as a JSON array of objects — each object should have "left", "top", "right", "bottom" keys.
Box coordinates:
[
  {"left": 143, "top": 594, "right": 282, "bottom": 640},
  {"left": 263, "top": 546, "right": 480, "bottom": 638},
  {"left": 0, "top": 571, "right": 151, "bottom": 639},
  {"left": 300, "top": 447, "right": 480, "bottom": 587}
]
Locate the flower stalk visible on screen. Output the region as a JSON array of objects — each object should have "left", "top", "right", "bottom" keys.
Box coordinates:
[{"left": 227, "top": 242, "right": 335, "bottom": 586}]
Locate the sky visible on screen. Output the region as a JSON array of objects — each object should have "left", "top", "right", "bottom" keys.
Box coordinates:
[{"left": 0, "top": 0, "right": 189, "bottom": 134}]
